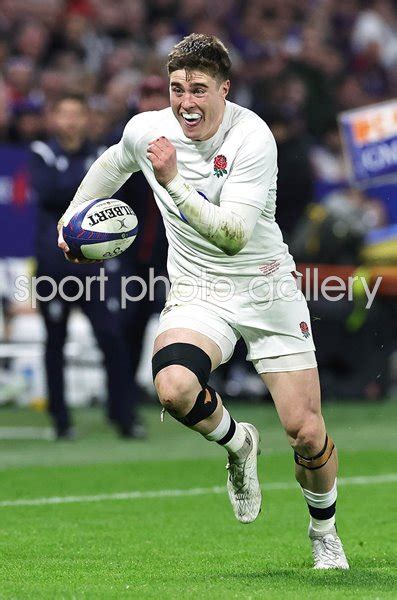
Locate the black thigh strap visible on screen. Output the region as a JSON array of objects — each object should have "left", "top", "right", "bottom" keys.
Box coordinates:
[{"left": 152, "top": 343, "right": 211, "bottom": 388}]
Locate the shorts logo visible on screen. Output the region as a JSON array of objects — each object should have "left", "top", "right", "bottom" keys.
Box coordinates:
[
  {"left": 213, "top": 154, "right": 228, "bottom": 177},
  {"left": 259, "top": 260, "right": 281, "bottom": 276},
  {"left": 300, "top": 321, "right": 310, "bottom": 338}
]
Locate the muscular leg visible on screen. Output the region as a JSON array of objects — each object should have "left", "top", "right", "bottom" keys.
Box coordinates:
[
  {"left": 261, "top": 366, "right": 349, "bottom": 568},
  {"left": 153, "top": 328, "right": 262, "bottom": 523},
  {"left": 261, "top": 368, "right": 337, "bottom": 493}
]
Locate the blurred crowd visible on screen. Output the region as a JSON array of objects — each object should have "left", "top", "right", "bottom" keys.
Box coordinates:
[
  {"left": 0, "top": 0, "right": 396, "bottom": 144},
  {"left": 0, "top": 0, "right": 396, "bottom": 239}
]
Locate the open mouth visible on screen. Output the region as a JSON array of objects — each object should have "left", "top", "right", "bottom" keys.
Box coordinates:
[{"left": 181, "top": 112, "right": 202, "bottom": 127}]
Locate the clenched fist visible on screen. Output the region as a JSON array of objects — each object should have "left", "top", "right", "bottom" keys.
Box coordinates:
[{"left": 147, "top": 136, "right": 178, "bottom": 187}]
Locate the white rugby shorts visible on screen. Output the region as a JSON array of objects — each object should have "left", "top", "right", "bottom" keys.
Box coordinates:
[{"left": 157, "top": 273, "right": 317, "bottom": 373}]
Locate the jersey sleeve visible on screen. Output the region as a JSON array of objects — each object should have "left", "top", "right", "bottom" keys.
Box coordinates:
[
  {"left": 220, "top": 124, "right": 277, "bottom": 211},
  {"left": 115, "top": 116, "right": 141, "bottom": 173},
  {"left": 65, "top": 116, "right": 143, "bottom": 213}
]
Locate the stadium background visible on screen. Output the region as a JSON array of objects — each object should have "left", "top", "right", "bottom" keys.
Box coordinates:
[{"left": 0, "top": 1, "right": 396, "bottom": 597}]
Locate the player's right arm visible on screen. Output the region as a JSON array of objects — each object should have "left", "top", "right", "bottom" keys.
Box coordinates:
[
  {"left": 148, "top": 122, "right": 276, "bottom": 256},
  {"left": 58, "top": 119, "right": 140, "bottom": 257}
]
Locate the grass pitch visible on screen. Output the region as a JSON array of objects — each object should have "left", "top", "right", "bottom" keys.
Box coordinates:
[{"left": 0, "top": 400, "right": 396, "bottom": 599}]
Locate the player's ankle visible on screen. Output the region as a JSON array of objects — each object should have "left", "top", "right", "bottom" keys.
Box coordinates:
[
  {"left": 310, "top": 515, "right": 335, "bottom": 533},
  {"left": 228, "top": 431, "right": 252, "bottom": 461},
  {"left": 302, "top": 480, "right": 338, "bottom": 534},
  {"left": 204, "top": 406, "right": 248, "bottom": 455}
]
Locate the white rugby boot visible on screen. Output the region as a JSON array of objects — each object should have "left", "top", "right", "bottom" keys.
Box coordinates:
[
  {"left": 309, "top": 525, "right": 350, "bottom": 569},
  {"left": 226, "top": 422, "right": 262, "bottom": 524}
]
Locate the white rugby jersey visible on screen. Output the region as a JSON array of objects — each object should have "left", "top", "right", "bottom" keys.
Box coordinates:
[{"left": 73, "top": 100, "right": 295, "bottom": 289}]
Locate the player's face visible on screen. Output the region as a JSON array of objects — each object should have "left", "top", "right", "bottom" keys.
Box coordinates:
[{"left": 169, "top": 70, "right": 230, "bottom": 141}]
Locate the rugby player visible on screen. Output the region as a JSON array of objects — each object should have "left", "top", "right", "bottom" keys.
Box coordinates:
[{"left": 58, "top": 34, "right": 349, "bottom": 569}]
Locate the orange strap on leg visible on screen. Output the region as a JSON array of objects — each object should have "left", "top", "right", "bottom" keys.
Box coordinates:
[{"left": 294, "top": 435, "right": 335, "bottom": 470}]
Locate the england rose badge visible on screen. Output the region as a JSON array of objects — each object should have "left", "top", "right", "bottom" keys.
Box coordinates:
[{"left": 213, "top": 154, "right": 228, "bottom": 177}]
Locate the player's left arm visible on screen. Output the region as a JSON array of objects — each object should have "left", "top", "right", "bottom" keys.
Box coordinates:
[
  {"left": 148, "top": 128, "right": 276, "bottom": 256},
  {"left": 57, "top": 117, "right": 142, "bottom": 258}
]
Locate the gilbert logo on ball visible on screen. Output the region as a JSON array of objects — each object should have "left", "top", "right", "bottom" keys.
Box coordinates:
[{"left": 62, "top": 198, "right": 138, "bottom": 260}]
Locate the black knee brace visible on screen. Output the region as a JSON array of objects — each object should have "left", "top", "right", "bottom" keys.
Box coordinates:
[
  {"left": 179, "top": 385, "right": 218, "bottom": 426},
  {"left": 152, "top": 343, "right": 217, "bottom": 425},
  {"left": 152, "top": 343, "right": 211, "bottom": 388},
  {"left": 294, "top": 435, "right": 335, "bottom": 470}
]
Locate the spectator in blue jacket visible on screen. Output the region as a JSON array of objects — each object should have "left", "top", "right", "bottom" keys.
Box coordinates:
[{"left": 30, "top": 93, "right": 145, "bottom": 439}]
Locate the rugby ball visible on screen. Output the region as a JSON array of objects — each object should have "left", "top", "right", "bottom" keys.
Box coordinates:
[{"left": 62, "top": 198, "right": 138, "bottom": 260}]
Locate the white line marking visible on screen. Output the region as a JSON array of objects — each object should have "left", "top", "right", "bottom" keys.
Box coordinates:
[
  {"left": 0, "top": 427, "right": 53, "bottom": 440},
  {"left": 0, "top": 473, "right": 396, "bottom": 508}
]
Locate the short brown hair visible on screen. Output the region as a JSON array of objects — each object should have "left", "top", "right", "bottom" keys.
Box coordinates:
[{"left": 167, "top": 33, "right": 231, "bottom": 82}]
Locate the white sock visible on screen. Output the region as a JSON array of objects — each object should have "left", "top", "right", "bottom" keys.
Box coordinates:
[
  {"left": 204, "top": 406, "right": 248, "bottom": 456},
  {"left": 302, "top": 480, "right": 337, "bottom": 533}
]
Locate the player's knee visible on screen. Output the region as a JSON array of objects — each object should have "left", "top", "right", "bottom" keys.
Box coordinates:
[
  {"left": 152, "top": 342, "right": 212, "bottom": 417},
  {"left": 155, "top": 366, "right": 199, "bottom": 416},
  {"left": 287, "top": 413, "right": 325, "bottom": 456}
]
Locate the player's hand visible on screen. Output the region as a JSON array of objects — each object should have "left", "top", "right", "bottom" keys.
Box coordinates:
[
  {"left": 57, "top": 218, "right": 101, "bottom": 264},
  {"left": 147, "top": 136, "right": 178, "bottom": 187},
  {"left": 57, "top": 217, "right": 70, "bottom": 254}
]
